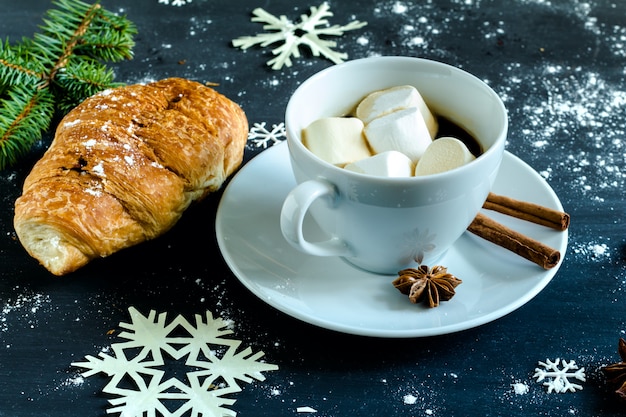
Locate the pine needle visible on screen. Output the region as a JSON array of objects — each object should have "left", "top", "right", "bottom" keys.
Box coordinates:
[
  {"left": 0, "top": 0, "right": 136, "bottom": 170},
  {"left": 0, "top": 86, "right": 55, "bottom": 169}
]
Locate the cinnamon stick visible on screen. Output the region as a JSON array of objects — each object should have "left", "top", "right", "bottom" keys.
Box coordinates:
[
  {"left": 467, "top": 213, "right": 560, "bottom": 269},
  {"left": 484, "top": 192, "right": 570, "bottom": 231}
]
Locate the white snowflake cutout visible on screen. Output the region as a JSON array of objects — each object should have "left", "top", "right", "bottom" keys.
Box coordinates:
[
  {"left": 158, "top": 0, "right": 192, "bottom": 6},
  {"left": 247, "top": 122, "right": 286, "bottom": 148},
  {"left": 232, "top": 2, "right": 367, "bottom": 70},
  {"left": 72, "top": 307, "right": 278, "bottom": 417},
  {"left": 533, "top": 358, "right": 586, "bottom": 393}
]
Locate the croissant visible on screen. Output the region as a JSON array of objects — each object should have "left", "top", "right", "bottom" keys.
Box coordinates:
[{"left": 14, "top": 77, "right": 248, "bottom": 276}]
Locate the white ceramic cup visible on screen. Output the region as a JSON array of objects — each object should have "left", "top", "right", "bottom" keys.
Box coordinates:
[{"left": 280, "top": 56, "right": 507, "bottom": 274}]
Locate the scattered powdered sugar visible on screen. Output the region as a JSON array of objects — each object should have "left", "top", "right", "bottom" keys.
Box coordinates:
[
  {"left": 124, "top": 155, "right": 135, "bottom": 166},
  {"left": 83, "top": 139, "right": 96, "bottom": 148},
  {"left": 402, "top": 391, "right": 435, "bottom": 415},
  {"left": 54, "top": 346, "right": 110, "bottom": 391},
  {"left": 57, "top": 374, "right": 85, "bottom": 389},
  {"left": 508, "top": 65, "right": 626, "bottom": 155},
  {"left": 571, "top": 240, "right": 611, "bottom": 260},
  {"left": 84, "top": 186, "right": 102, "bottom": 197},
  {"left": 402, "top": 393, "right": 418, "bottom": 404},
  {"left": 85, "top": 181, "right": 104, "bottom": 197},
  {"left": 91, "top": 161, "right": 105, "bottom": 176},
  {"left": 1, "top": 289, "right": 51, "bottom": 334},
  {"left": 512, "top": 382, "right": 530, "bottom": 395},
  {"left": 391, "top": 2, "right": 409, "bottom": 14},
  {"left": 393, "top": 375, "right": 443, "bottom": 415}
]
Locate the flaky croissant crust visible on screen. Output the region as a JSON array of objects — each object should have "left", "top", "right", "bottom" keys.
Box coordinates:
[{"left": 14, "top": 78, "right": 248, "bottom": 275}]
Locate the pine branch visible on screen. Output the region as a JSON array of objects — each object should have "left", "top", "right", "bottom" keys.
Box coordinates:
[
  {"left": 0, "top": 86, "right": 55, "bottom": 170},
  {"left": 0, "top": 0, "right": 137, "bottom": 170},
  {"left": 52, "top": 58, "right": 120, "bottom": 113},
  {"left": 0, "top": 39, "right": 47, "bottom": 87}
]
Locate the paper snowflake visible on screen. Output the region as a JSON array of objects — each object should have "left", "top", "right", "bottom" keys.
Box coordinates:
[
  {"left": 158, "top": 0, "right": 191, "bottom": 6},
  {"left": 72, "top": 307, "right": 278, "bottom": 417},
  {"left": 533, "top": 358, "right": 586, "bottom": 393},
  {"left": 232, "top": 2, "right": 367, "bottom": 70},
  {"left": 247, "top": 122, "right": 286, "bottom": 148}
]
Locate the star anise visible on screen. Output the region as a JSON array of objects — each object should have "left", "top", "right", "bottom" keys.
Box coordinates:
[
  {"left": 603, "top": 338, "right": 626, "bottom": 400},
  {"left": 392, "top": 265, "right": 462, "bottom": 308}
]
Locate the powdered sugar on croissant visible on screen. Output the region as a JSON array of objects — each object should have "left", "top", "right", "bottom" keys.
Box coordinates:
[{"left": 14, "top": 78, "right": 248, "bottom": 275}]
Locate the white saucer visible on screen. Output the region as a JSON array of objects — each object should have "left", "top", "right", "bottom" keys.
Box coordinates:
[{"left": 216, "top": 142, "right": 568, "bottom": 338}]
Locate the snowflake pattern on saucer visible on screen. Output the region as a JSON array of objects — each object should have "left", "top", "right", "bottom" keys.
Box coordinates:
[{"left": 72, "top": 307, "right": 278, "bottom": 417}]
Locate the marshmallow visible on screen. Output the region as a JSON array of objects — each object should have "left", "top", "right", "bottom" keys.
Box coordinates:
[
  {"left": 356, "top": 85, "right": 438, "bottom": 139},
  {"left": 363, "top": 107, "right": 432, "bottom": 162},
  {"left": 344, "top": 151, "right": 414, "bottom": 177},
  {"left": 302, "top": 117, "right": 371, "bottom": 166},
  {"left": 414, "top": 137, "right": 476, "bottom": 176}
]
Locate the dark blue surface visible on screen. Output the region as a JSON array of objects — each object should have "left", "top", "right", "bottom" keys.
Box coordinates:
[{"left": 1, "top": 1, "right": 625, "bottom": 416}]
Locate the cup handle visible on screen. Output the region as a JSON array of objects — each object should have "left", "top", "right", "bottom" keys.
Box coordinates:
[{"left": 280, "top": 179, "right": 352, "bottom": 257}]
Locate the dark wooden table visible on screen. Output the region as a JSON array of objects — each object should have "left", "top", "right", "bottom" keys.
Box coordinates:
[{"left": 1, "top": 1, "right": 625, "bottom": 416}]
